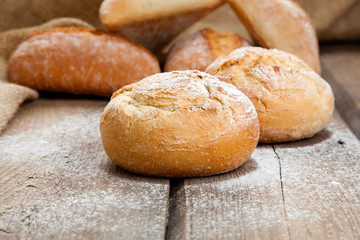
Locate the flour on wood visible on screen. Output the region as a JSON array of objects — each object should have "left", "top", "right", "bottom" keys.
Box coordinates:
[{"left": 0, "top": 102, "right": 169, "bottom": 239}]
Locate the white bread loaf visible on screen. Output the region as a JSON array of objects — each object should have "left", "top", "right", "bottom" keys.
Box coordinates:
[
  {"left": 206, "top": 47, "right": 334, "bottom": 143},
  {"left": 7, "top": 27, "right": 161, "bottom": 96},
  {"left": 100, "top": 70, "right": 260, "bottom": 177}
]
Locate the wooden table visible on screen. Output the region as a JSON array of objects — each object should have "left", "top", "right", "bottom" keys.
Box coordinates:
[{"left": 1, "top": 43, "right": 359, "bottom": 239}]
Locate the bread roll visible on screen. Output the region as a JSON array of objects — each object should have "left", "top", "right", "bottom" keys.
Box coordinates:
[
  {"left": 99, "top": 0, "right": 224, "bottom": 53},
  {"left": 227, "top": 0, "right": 321, "bottom": 74},
  {"left": 164, "top": 28, "right": 250, "bottom": 72},
  {"left": 100, "top": 70, "right": 259, "bottom": 177},
  {"left": 206, "top": 47, "right": 334, "bottom": 143},
  {"left": 7, "top": 27, "right": 160, "bottom": 96}
]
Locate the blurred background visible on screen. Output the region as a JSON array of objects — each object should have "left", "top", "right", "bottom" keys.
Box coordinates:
[{"left": 1, "top": 0, "right": 359, "bottom": 43}]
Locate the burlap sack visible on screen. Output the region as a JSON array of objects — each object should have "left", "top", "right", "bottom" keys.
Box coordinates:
[
  {"left": 296, "top": 0, "right": 360, "bottom": 41},
  {"left": 0, "top": 0, "right": 102, "bottom": 32},
  {"left": 0, "top": 0, "right": 102, "bottom": 132},
  {"left": 0, "top": 18, "right": 93, "bottom": 133}
]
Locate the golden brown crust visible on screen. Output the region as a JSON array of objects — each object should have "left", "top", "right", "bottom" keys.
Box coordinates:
[
  {"left": 100, "top": 70, "right": 259, "bottom": 177},
  {"left": 100, "top": 0, "right": 225, "bottom": 24},
  {"left": 205, "top": 28, "right": 250, "bottom": 59},
  {"left": 227, "top": 0, "right": 321, "bottom": 75},
  {"left": 23, "top": 27, "right": 111, "bottom": 39},
  {"left": 99, "top": 0, "right": 224, "bottom": 52},
  {"left": 7, "top": 27, "right": 160, "bottom": 96},
  {"left": 164, "top": 28, "right": 250, "bottom": 72},
  {"left": 206, "top": 47, "right": 334, "bottom": 143}
]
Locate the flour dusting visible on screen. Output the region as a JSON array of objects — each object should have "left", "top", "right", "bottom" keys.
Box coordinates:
[{"left": 0, "top": 104, "right": 169, "bottom": 239}]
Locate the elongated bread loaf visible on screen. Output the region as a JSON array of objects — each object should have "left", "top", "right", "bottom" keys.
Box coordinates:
[
  {"left": 7, "top": 27, "right": 161, "bottom": 96},
  {"left": 164, "top": 28, "right": 250, "bottom": 72},
  {"left": 206, "top": 47, "right": 334, "bottom": 143},
  {"left": 100, "top": 70, "right": 260, "bottom": 177},
  {"left": 99, "top": 0, "right": 224, "bottom": 53},
  {"left": 227, "top": 0, "right": 321, "bottom": 74}
]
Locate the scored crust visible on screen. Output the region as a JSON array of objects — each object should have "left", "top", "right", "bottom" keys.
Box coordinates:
[
  {"left": 100, "top": 70, "right": 260, "bottom": 177},
  {"left": 7, "top": 27, "right": 160, "bottom": 96},
  {"left": 206, "top": 47, "right": 334, "bottom": 143},
  {"left": 227, "top": 0, "right": 321, "bottom": 74},
  {"left": 164, "top": 28, "right": 250, "bottom": 72}
]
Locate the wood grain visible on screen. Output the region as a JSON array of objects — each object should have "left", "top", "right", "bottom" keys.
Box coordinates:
[
  {"left": 273, "top": 113, "right": 360, "bottom": 239},
  {"left": 321, "top": 43, "right": 360, "bottom": 139},
  {"left": 167, "top": 145, "right": 290, "bottom": 239},
  {"left": 166, "top": 113, "right": 360, "bottom": 239},
  {"left": 0, "top": 97, "right": 169, "bottom": 240}
]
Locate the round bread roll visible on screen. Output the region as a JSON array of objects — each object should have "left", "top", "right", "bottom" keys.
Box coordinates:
[
  {"left": 99, "top": 0, "right": 223, "bottom": 53},
  {"left": 100, "top": 70, "right": 260, "bottom": 177},
  {"left": 7, "top": 27, "right": 161, "bottom": 96},
  {"left": 206, "top": 47, "right": 334, "bottom": 143},
  {"left": 227, "top": 0, "right": 321, "bottom": 74},
  {"left": 164, "top": 28, "right": 250, "bottom": 72}
]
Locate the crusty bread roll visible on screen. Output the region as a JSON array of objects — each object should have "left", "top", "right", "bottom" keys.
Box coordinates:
[
  {"left": 164, "top": 28, "right": 250, "bottom": 72},
  {"left": 7, "top": 27, "right": 160, "bottom": 96},
  {"left": 99, "top": 0, "right": 224, "bottom": 53},
  {"left": 206, "top": 47, "right": 334, "bottom": 143},
  {"left": 227, "top": 0, "right": 321, "bottom": 75},
  {"left": 100, "top": 70, "right": 259, "bottom": 177}
]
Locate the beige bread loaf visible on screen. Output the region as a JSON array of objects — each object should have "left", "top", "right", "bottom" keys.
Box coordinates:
[
  {"left": 206, "top": 47, "right": 334, "bottom": 143},
  {"left": 99, "top": 0, "right": 224, "bottom": 53},
  {"left": 7, "top": 27, "right": 160, "bottom": 96},
  {"left": 227, "top": 0, "right": 321, "bottom": 75},
  {"left": 164, "top": 28, "right": 250, "bottom": 72},
  {"left": 100, "top": 70, "right": 259, "bottom": 177}
]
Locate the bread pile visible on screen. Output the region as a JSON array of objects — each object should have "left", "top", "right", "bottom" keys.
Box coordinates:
[{"left": 6, "top": 0, "right": 335, "bottom": 177}]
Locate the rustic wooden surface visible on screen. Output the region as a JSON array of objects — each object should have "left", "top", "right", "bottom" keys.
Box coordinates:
[
  {"left": 0, "top": 97, "right": 169, "bottom": 239},
  {"left": 321, "top": 43, "right": 360, "bottom": 139},
  {"left": 167, "top": 113, "right": 360, "bottom": 240},
  {"left": 0, "top": 44, "right": 360, "bottom": 239},
  {"left": 166, "top": 145, "right": 290, "bottom": 240}
]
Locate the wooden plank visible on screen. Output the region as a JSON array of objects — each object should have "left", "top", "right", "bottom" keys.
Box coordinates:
[
  {"left": 274, "top": 113, "right": 360, "bottom": 239},
  {"left": 167, "top": 144, "right": 290, "bottom": 239},
  {"left": 0, "top": 97, "right": 169, "bottom": 240},
  {"left": 166, "top": 113, "right": 360, "bottom": 239},
  {"left": 320, "top": 43, "right": 360, "bottom": 139}
]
